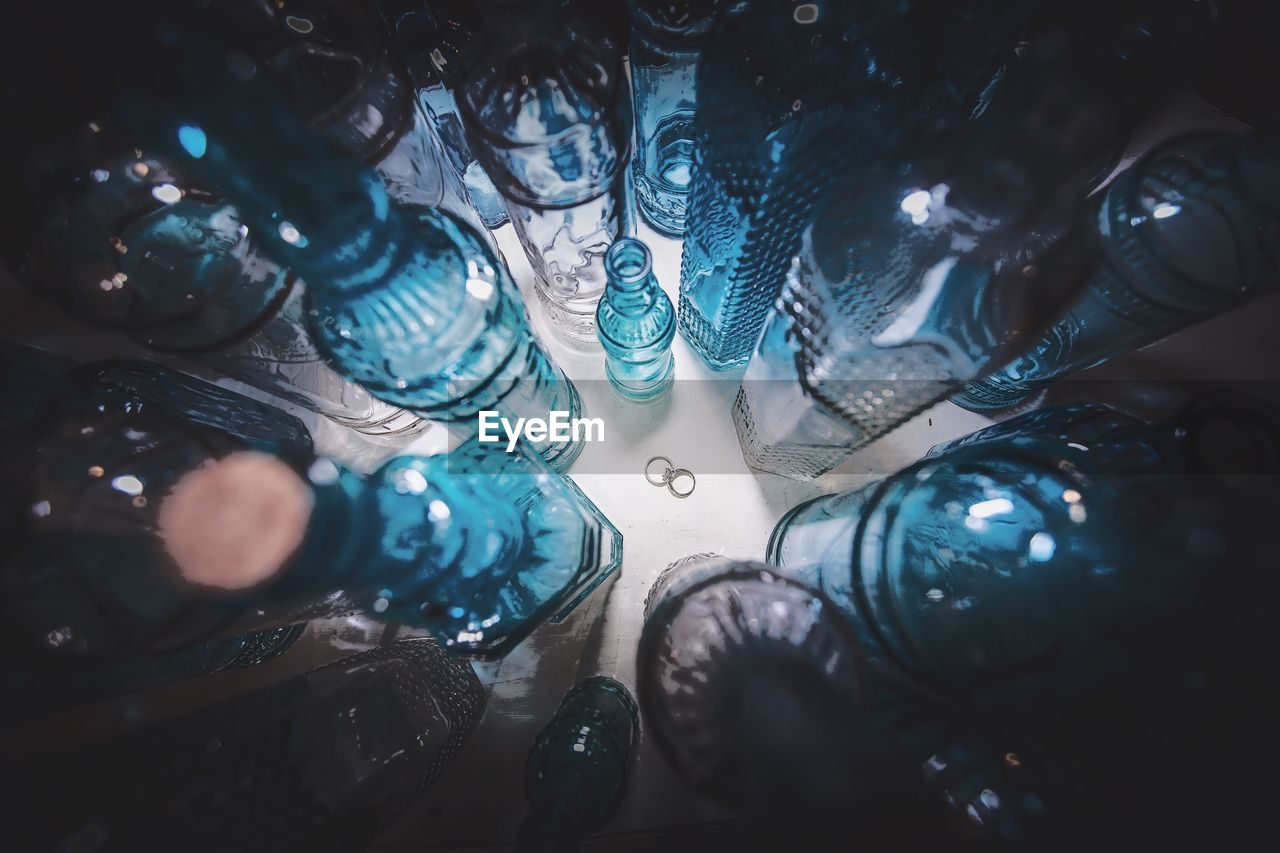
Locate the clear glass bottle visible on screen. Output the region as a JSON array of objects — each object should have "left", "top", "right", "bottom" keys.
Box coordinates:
[
  {"left": 595, "top": 238, "right": 675, "bottom": 402},
  {"left": 676, "top": 0, "right": 1033, "bottom": 371},
  {"left": 459, "top": 0, "right": 633, "bottom": 346},
  {"left": 733, "top": 5, "right": 1210, "bottom": 478},
  {"left": 636, "top": 555, "right": 1072, "bottom": 843},
  {"left": 14, "top": 640, "right": 484, "bottom": 853},
  {"left": 521, "top": 676, "right": 639, "bottom": 851},
  {"left": 625, "top": 0, "right": 719, "bottom": 236},
  {"left": 378, "top": 0, "right": 511, "bottom": 228},
  {"left": 952, "top": 131, "right": 1280, "bottom": 412},
  {"left": 124, "top": 44, "right": 587, "bottom": 471},
  {"left": 6, "top": 403, "right": 622, "bottom": 661}
]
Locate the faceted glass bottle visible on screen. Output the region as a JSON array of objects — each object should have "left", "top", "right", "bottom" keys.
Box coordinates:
[
  {"left": 595, "top": 238, "right": 675, "bottom": 402},
  {"left": 125, "top": 48, "right": 587, "bottom": 471},
  {"left": 459, "top": 0, "right": 633, "bottom": 346},
  {"left": 732, "top": 6, "right": 1210, "bottom": 478},
  {"left": 521, "top": 676, "right": 640, "bottom": 851},
  {"left": 626, "top": 0, "right": 719, "bottom": 235},
  {"left": 379, "top": 0, "right": 510, "bottom": 228},
  {"left": 7, "top": 406, "right": 623, "bottom": 661},
  {"left": 676, "top": 0, "right": 1033, "bottom": 370},
  {"left": 15, "top": 641, "right": 484, "bottom": 853},
  {"left": 952, "top": 131, "right": 1280, "bottom": 412}
]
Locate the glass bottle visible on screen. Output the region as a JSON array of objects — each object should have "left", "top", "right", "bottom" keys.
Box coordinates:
[
  {"left": 764, "top": 405, "right": 1264, "bottom": 721},
  {"left": 732, "top": 4, "right": 1211, "bottom": 478},
  {"left": 459, "top": 0, "right": 633, "bottom": 346},
  {"left": 952, "top": 131, "right": 1280, "bottom": 412},
  {"left": 6, "top": 404, "right": 622, "bottom": 661},
  {"left": 4, "top": 623, "right": 306, "bottom": 723},
  {"left": 676, "top": 0, "right": 1035, "bottom": 371},
  {"left": 626, "top": 0, "right": 719, "bottom": 236},
  {"left": 521, "top": 676, "right": 639, "bottom": 851},
  {"left": 13, "top": 640, "right": 485, "bottom": 853},
  {"left": 377, "top": 0, "right": 510, "bottom": 228},
  {"left": 636, "top": 555, "right": 1074, "bottom": 843},
  {"left": 119, "top": 38, "right": 587, "bottom": 471},
  {"left": 595, "top": 238, "right": 675, "bottom": 402}
]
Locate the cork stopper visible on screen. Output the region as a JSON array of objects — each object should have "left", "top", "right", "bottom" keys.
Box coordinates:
[{"left": 158, "top": 451, "right": 312, "bottom": 590}]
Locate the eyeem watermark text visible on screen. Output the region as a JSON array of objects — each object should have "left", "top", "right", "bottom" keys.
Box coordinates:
[{"left": 478, "top": 411, "right": 604, "bottom": 452}]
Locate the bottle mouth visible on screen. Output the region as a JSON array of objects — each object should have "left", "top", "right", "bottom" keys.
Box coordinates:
[{"left": 605, "top": 238, "right": 652, "bottom": 287}]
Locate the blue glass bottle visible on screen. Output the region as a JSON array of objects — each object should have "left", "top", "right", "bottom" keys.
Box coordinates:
[
  {"left": 117, "top": 38, "right": 586, "bottom": 470},
  {"left": 765, "top": 410, "right": 1251, "bottom": 720},
  {"left": 378, "top": 0, "right": 510, "bottom": 228},
  {"left": 459, "top": 0, "right": 632, "bottom": 346},
  {"left": 595, "top": 238, "right": 675, "bottom": 402},
  {"left": 7, "top": 402, "right": 622, "bottom": 661},
  {"left": 732, "top": 5, "right": 1211, "bottom": 478},
  {"left": 13, "top": 640, "right": 485, "bottom": 853},
  {"left": 952, "top": 132, "right": 1280, "bottom": 412},
  {"left": 676, "top": 0, "right": 1034, "bottom": 371},
  {"left": 636, "top": 555, "right": 1074, "bottom": 844},
  {"left": 521, "top": 676, "right": 639, "bottom": 850},
  {"left": 626, "top": 0, "right": 719, "bottom": 236}
]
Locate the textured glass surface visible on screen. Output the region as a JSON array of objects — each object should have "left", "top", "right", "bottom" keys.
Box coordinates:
[
  {"left": 766, "top": 416, "right": 1234, "bottom": 718},
  {"left": 953, "top": 132, "right": 1280, "bottom": 411},
  {"left": 459, "top": 1, "right": 632, "bottom": 345},
  {"left": 730, "top": 16, "right": 1188, "bottom": 477},
  {"left": 6, "top": 406, "right": 622, "bottom": 660},
  {"left": 677, "top": 0, "right": 1031, "bottom": 370},
  {"left": 626, "top": 0, "right": 719, "bottom": 235},
  {"left": 596, "top": 238, "right": 675, "bottom": 401},
  {"left": 14, "top": 641, "right": 484, "bottom": 852},
  {"left": 522, "top": 676, "right": 639, "bottom": 848},
  {"left": 385, "top": 1, "right": 510, "bottom": 228},
  {"left": 127, "top": 52, "right": 584, "bottom": 470}
]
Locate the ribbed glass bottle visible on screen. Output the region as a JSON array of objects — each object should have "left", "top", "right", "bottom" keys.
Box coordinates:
[
  {"left": 520, "top": 676, "right": 640, "bottom": 851},
  {"left": 459, "top": 0, "right": 632, "bottom": 346},
  {"left": 952, "top": 131, "right": 1280, "bottom": 412},
  {"left": 596, "top": 238, "right": 675, "bottom": 402},
  {"left": 626, "top": 0, "right": 720, "bottom": 236}
]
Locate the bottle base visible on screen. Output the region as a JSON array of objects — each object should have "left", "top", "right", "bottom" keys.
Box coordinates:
[{"left": 731, "top": 387, "right": 849, "bottom": 481}]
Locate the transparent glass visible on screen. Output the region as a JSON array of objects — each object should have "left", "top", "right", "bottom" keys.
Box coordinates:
[
  {"left": 677, "top": 0, "right": 1029, "bottom": 370},
  {"left": 9, "top": 404, "right": 622, "bottom": 660},
  {"left": 596, "top": 238, "right": 675, "bottom": 401},
  {"left": 953, "top": 132, "right": 1280, "bottom": 412},
  {"left": 385, "top": 1, "right": 510, "bottom": 228},
  {"left": 730, "top": 16, "right": 1197, "bottom": 478},
  {"left": 626, "top": 0, "right": 719, "bottom": 236},
  {"left": 459, "top": 0, "right": 633, "bottom": 345},
  {"left": 522, "top": 676, "right": 639, "bottom": 848},
  {"left": 127, "top": 53, "right": 586, "bottom": 470},
  {"left": 14, "top": 641, "right": 484, "bottom": 852}
]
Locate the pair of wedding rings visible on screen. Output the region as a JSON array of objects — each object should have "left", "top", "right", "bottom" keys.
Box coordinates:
[{"left": 644, "top": 456, "right": 696, "bottom": 498}]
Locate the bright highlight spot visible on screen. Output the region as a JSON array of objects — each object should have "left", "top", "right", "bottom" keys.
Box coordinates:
[
  {"left": 151, "top": 184, "right": 183, "bottom": 205},
  {"left": 278, "top": 222, "right": 307, "bottom": 246},
  {"left": 901, "top": 189, "right": 932, "bottom": 224},
  {"left": 1152, "top": 203, "right": 1181, "bottom": 219},
  {"left": 1028, "top": 531, "right": 1056, "bottom": 562},
  {"left": 968, "top": 497, "right": 1014, "bottom": 519},
  {"left": 466, "top": 278, "right": 494, "bottom": 301},
  {"left": 111, "top": 474, "right": 144, "bottom": 496}
]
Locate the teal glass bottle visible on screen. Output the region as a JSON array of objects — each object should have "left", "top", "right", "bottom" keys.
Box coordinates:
[
  {"left": 6, "top": 405, "right": 622, "bottom": 662},
  {"left": 636, "top": 555, "right": 1075, "bottom": 845},
  {"left": 115, "top": 31, "right": 586, "bottom": 469},
  {"left": 626, "top": 0, "right": 720, "bottom": 236},
  {"left": 521, "top": 676, "right": 639, "bottom": 851},
  {"left": 952, "top": 131, "right": 1280, "bottom": 412},
  {"left": 13, "top": 640, "right": 485, "bottom": 853},
  {"left": 459, "top": 0, "right": 632, "bottom": 346},
  {"left": 765, "top": 402, "right": 1268, "bottom": 720},
  {"left": 595, "top": 238, "right": 675, "bottom": 402},
  {"left": 732, "top": 3, "right": 1213, "bottom": 478},
  {"left": 677, "top": 0, "right": 1037, "bottom": 370}
]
